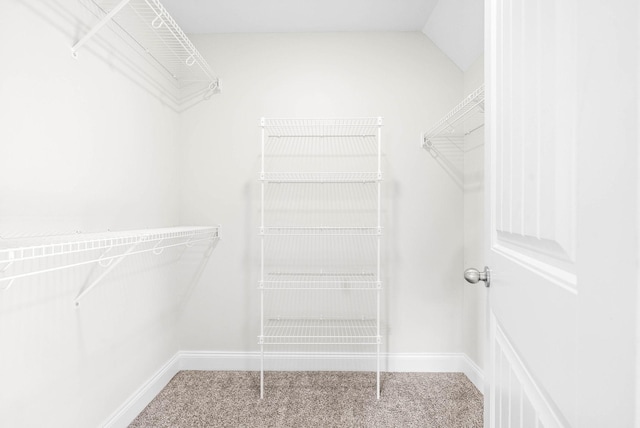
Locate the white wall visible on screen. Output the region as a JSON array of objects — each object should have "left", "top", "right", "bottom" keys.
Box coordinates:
[
  {"left": 177, "top": 32, "right": 466, "bottom": 356},
  {"left": 0, "top": 1, "right": 187, "bottom": 426},
  {"left": 461, "top": 55, "right": 486, "bottom": 370}
]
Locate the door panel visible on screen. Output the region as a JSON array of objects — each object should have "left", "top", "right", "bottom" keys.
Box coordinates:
[
  {"left": 486, "top": 0, "right": 638, "bottom": 427},
  {"left": 493, "top": 0, "right": 577, "bottom": 282},
  {"left": 487, "top": 0, "right": 578, "bottom": 426}
]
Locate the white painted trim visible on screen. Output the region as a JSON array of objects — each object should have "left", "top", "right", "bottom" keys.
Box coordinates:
[
  {"left": 105, "top": 351, "right": 484, "bottom": 427},
  {"left": 492, "top": 243, "right": 577, "bottom": 294},
  {"left": 179, "top": 350, "right": 484, "bottom": 390},
  {"left": 180, "top": 351, "right": 262, "bottom": 371},
  {"left": 461, "top": 354, "right": 485, "bottom": 392},
  {"left": 636, "top": 14, "right": 640, "bottom": 426},
  {"left": 102, "top": 353, "right": 181, "bottom": 428}
]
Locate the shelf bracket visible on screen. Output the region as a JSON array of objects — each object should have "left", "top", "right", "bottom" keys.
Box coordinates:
[
  {"left": 1, "top": 278, "right": 15, "bottom": 291},
  {"left": 0, "top": 251, "right": 15, "bottom": 291},
  {"left": 71, "top": 0, "right": 132, "bottom": 58},
  {"left": 152, "top": 238, "right": 165, "bottom": 255},
  {"left": 74, "top": 238, "right": 141, "bottom": 306},
  {"left": 204, "top": 239, "right": 218, "bottom": 258},
  {"left": 0, "top": 251, "right": 14, "bottom": 273},
  {"left": 98, "top": 242, "right": 115, "bottom": 267}
]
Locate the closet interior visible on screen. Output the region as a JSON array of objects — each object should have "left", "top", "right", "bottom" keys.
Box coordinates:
[{"left": 1, "top": 0, "right": 486, "bottom": 426}]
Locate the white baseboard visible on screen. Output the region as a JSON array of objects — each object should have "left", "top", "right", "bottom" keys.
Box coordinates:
[
  {"left": 384, "top": 352, "right": 484, "bottom": 391},
  {"left": 180, "top": 351, "right": 262, "bottom": 371},
  {"left": 460, "top": 354, "right": 484, "bottom": 391},
  {"left": 179, "top": 350, "right": 484, "bottom": 390},
  {"left": 102, "top": 353, "right": 181, "bottom": 428},
  {"left": 105, "top": 351, "right": 484, "bottom": 427}
]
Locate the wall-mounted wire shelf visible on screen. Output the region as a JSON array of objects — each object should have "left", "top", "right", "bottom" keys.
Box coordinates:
[
  {"left": 260, "top": 318, "right": 380, "bottom": 345},
  {"left": 261, "top": 272, "right": 380, "bottom": 290},
  {"left": 420, "top": 85, "right": 485, "bottom": 188},
  {"left": 260, "top": 227, "right": 381, "bottom": 236},
  {"left": 72, "top": 0, "right": 219, "bottom": 101},
  {"left": 0, "top": 226, "right": 220, "bottom": 305},
  {"left": 421, "top": 85, "right": 485, "bottom": 151},
  {"left": 260, "top": 172, "right": 381, "bottom": 183}
]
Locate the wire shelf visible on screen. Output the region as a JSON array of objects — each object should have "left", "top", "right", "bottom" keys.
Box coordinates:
[
  {"left": 260, "top": 318, "right": 380, "bottom": 345},
  {"left": 262, "top": 118, "right": 382, "bottom": 138},
  {"left": 260, "top": 227, "right": 381, "bottom": 236},
  {"left": 421, "top": 85, "right": 485, "bottom": 149},
  {"left": 0, "top": 226, "right": 220, "bottom": 303},
  {"left": 73, "top": 0, "right": 219, "bottom": 101},
  {"left": 262, "top": 272, "right": 380, "bottom": 290},
  {"left": 0, "top": 227, "right": 218, "bottom": 257},
  {"left": 261, "top": 172, "right": 381, "bottom": 183}
]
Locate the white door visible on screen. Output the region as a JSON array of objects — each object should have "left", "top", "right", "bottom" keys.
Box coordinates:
[{"left": 485, "top": 1, "right": 638, "bottom": 427}]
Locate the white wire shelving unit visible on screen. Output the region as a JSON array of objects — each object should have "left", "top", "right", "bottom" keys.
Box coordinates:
[
  {"left": 72, "top": 0, "right": 219, "bottom": 102},
  {"left": 421, "top": 85, "right": 485, "bottom": 185},
  {"left": 259, "top": 117, "right": 383, "bottom": 399},
  {"left": 0, "top": 226, "right": 220, "bottom": 305}
]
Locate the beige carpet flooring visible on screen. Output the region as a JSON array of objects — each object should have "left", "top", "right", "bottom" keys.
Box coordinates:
[{"left": 129, "top": 371, "right": 483, "bottom": 427}]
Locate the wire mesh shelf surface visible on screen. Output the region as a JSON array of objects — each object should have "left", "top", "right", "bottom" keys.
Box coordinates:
[
  {"left": 262, "top": 118, "right": 382, "bottom": 138},
  {"left": 261, "top": 318, "right": 380, "bottom": 345},
  {"left": 0, "top": 227, "right": 218, "bottom": 259},
  {"left": 261, "top": 272, "right": 380, "bottom": 290},
  {"left": 74, "top": 0, "right": 219, "bottom": 100},
  {"left": 260, "top": 227, "right": 381, "bottom": 236},
  {"left": 261, "top": 172, "right": 381, "bottom": 183}
]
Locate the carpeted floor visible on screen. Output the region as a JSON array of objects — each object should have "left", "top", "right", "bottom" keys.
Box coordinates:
[{"left": 129, "top": 371, "right": 483, "bottom": 427}]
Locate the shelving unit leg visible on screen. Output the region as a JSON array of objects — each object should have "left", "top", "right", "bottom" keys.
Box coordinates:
[
  {"left": 260, "top": 342, "right": 264, "bottom": 399},
  {"left": 260, "top": 119, "right": 265, "bottom": 399},
  {"left": 377, "top": 343, "right": 380, "bottom": 399},
  {"left": 376, "top": 116, "right": 382, "bottom": 400}
]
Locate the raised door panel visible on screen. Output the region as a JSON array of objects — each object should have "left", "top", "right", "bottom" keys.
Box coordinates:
[{"left": 492, "top": 0, "right": 577, "bottom": 293}]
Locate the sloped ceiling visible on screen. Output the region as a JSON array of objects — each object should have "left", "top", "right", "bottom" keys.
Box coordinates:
[
  {"left": 161, "top": 0, "right": 483, "bottom": 71},
  {"left": 421, "top": 0, "right": 484, "bottom": 70}
]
